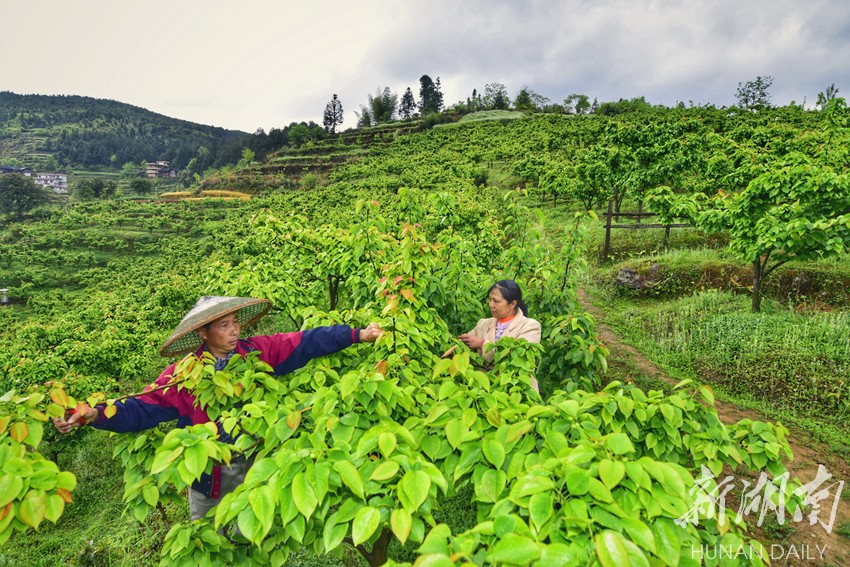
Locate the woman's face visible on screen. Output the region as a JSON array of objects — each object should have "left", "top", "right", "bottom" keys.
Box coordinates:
[{"left": 489, "top": 287, "right": 518, "bottom": 319}]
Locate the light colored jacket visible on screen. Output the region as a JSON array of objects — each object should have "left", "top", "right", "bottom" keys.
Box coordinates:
[{"left": 469, "top": 312, "right": 542, "bottom": 364}]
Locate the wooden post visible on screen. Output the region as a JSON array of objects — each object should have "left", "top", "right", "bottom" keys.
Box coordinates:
[
  {"left": 603, "top": 199, "right": 613, "bottom": 260},
  {"left": 636, "top": 200, "right": 642, "bottom": 225}
]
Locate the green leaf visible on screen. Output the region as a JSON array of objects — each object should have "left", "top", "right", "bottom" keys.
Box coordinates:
[
  {"left": 176, "top": 462, "right": 196, "bottom": 486},
  {"left": 370, "top": 460, "right": 400, "bottom": 482},
  {"left": 617, "top": 397, "right": 634, "bottom": 418},
  {"left": 351, "top": 506, "right": 380, "bottom": 546},
  {"left": 292, "top": 472, "right": 318, "bottom": 520},
  {"left": 23, "top": 421, "right": 43, "bottom": 448},
  {"left": 19, "top": 489, "right": 46, "bottom": 530},
  {"left": 510, "top": 474, "right": 555, "bottom": 501},
  {"left": 43, "top": 493, "right": 64, "bottom": 524},
  {"left": 528, "top": 492, "right": 553, "bottom": 531},
  {"left": 400, "top": 470, "right": 430, "bottom": 512},
  {"left": 565, "top": 466, "right": 590, "bottom": 495},
  {"left": 537, "top": 543, "right": 576, "bottom": 567},
  {"left": 437, "top": 381, "right": 457, "bottom": 400},
  {"left": 486, "top": 407, "right": 501, "bottom": 427},
  {"left": 418, "top": 524, "right": 452, "bottom": 554},
  {"left": 412, "top": 555, "right": 455, "bottom": 567},
  {"left": 378, "top": 432, "right": 397, "bottom": 458},
  {"left": 605, "top": 433, "right": 635, "bottom": 456},
  {"left": 653, "top": 518, "right": 681, "bottom": 566},
  {"left": 505, "top": 420, "right": 533, "bottom": 443},
  {"left": 564, "top": 443, "right": 596, "bottom": 465},
  {"left": 391, "top": 507, "right": 413, "bottom": 545},
  {"left": 142, "top": 484, "right": 159, "bottom": 507},
  {"left": 237, "top": 507, "right": 263, "bottom": 545},
  {"left": 445, "top": 419, "right": 466, "bottom": 449},
  {"left": 340, "top": 373, "right": 360, "bottom": 399},
  {"left": 622, "top": 539, "right": 651, "bottom": 567},
  {"left": 183, "top": 443, "right": 208, "bottom": 479},
  {"left": 333, "top": 460, "right": 365, "bottom": 500},
  {"left": 599, "top": 459, "right": 626, "bottom": 490},
  {"left": 476, "top": 469, "right": 506, "bottom": 503},
  {"left": 150, "top": 447, "right": 183, "bottom": 475},
  {"left": 622, "top": 518, "right": 657, "bottom": 555},
  {"left": 482, "top": 438, "right": 506, "bottom": 469},
  {"left": 0, "top": 475, "right": 23, "bottom": 508},
  {"left": 249, "top": 485, "right": 275, "bottom": 539},
  {"left": 244, "top": 458, "right": 278, "bottom": 487},
  {"left": 55, "top": 471, "right": 76, "bottom": 491},
  {"left": 323, "top": 518, "right": 347, "bottom": 551},
  {"left": 587, "top": 477, "right": 614, "bottom": 503},
  {"left": 284, "top": 514, "right": 305, "bottom": 546},
  {"left": 595, "top": 530, "right": 631, "bottom": 567},
  {"left": 624, "top": 462, "right": 650, "bottom": 491},
  {"left": 487, "top": 533, "right": 541, "bottom": 564}
]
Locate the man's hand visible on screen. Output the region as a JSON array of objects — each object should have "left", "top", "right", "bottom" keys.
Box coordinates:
[
  {"left": 458, "top": 333, "right": 485, "bottom": 350},
  {"left": 360, "top": 322, "right": 383, "bottom": 343},
  {"left": 52, "top": 405, "right": 99, "bottom": 434}
]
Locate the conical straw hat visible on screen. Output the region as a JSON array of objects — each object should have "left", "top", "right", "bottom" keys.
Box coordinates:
[{"left": 159, "top": 296, "right": 272, "bottom": 357}]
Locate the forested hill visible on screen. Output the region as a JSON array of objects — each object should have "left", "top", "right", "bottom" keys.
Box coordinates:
[{"left": 0, "top": 91, "right": 250, "bottom": 170}]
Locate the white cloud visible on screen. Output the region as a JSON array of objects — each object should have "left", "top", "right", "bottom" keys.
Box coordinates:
[{"left": 5, "top": 0, "right": 850, "bottom": 130}]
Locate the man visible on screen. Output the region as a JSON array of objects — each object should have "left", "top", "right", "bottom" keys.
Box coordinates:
[{"left": 53, "top": 295, "right": 382, "bottom": 521}]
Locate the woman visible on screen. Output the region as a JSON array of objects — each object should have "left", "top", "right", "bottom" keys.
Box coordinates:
[{"left": 458, "top": 279, "right": 541, "bottom": 391}]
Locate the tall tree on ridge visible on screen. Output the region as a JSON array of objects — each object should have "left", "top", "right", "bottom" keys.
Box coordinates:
[
  {"left": 817, "top": 83, "right": 839, "bottom": 110},
  {"left": 368, "top": 87, "right": 398, "bottom": 124},
  {"left": 483, "top": 83, "right": 509, "bottom": 110},
  {"left": 418, "top": 75, "right": 443, "bottom": 115},
  {"left": 513, "top": 87, "right": 535, "bottom": 112},
  {"left": 399, "top": 87, "right": 416, "bottom": 120},
  {"left": 735, "top": 75, "right": 774, "bottom": 110},
  {"left": 323, "top": 94, "right": 344, "bottom": 133}
]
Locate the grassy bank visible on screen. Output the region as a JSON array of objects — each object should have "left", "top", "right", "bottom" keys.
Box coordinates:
[{"left": 582, "top": 277, "right": 850, "bottom": 453}]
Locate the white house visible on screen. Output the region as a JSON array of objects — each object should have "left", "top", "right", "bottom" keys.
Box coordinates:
[{"left": 34, "top": 172, "right": 69, "bottom": 194}]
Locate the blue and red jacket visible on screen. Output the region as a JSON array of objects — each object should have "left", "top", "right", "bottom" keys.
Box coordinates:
[{"left": 93, "top": 325, "right": 361, "bottom": 497}]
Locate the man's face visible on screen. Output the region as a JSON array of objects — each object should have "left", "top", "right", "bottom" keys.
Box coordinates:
[{"left": 197, "top": 313, "right": 241, "bottom": 358}]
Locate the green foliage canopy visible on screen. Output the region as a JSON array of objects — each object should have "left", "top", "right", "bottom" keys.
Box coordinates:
[{"left": 0, "top": 174, "right": 52, "bottom": 220}]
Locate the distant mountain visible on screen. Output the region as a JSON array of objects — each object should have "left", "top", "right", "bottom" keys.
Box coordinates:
[{"left": 0, "top": 92, "right": 249, "bottom": 170}]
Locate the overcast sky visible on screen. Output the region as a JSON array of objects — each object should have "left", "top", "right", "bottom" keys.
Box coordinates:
[{"left": 4, "top": 0, "right": 850, "bottom": 132}]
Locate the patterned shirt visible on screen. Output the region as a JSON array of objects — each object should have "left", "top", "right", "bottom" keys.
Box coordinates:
[{"left": 494, "top": 316, "right": 516, "bottom": 340}]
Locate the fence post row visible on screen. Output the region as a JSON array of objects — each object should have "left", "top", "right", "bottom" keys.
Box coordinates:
[{"left": 602, "top": 199, "right": 688, "bottom": 259}]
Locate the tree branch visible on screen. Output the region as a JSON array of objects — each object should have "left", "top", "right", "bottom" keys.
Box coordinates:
[
  {"left": 762, "top": 256, "right": 793, "bottom": 280},
  {"left": 109, "top": 378, "right": 188, "bottom": 403},
  {"left": 343, "top": 537, "right": 373, "bottom": 565},
  {"left": 156, "top": 502, "right": 171, "bottom": 531}
]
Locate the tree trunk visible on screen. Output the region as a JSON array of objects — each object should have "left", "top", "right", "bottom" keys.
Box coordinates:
[
  {"left": 370, "top": 528, "right": 392, "bottom": 567},
  {"left": 751, "top": 259, "right": 763, "bottom": 313},
  {"left": 328, "top": 275, "right": 339, "bottom": 311},
  {"left": 603, "top": 199, "right": 614, "bottom": 260}
]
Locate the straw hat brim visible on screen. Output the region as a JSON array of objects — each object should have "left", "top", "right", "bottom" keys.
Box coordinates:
[{"left": 159, "top": 296, "right": 272, "bottom": 357}]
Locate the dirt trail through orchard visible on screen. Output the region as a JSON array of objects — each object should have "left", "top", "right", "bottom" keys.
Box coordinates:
[{"left": 578, "top": 289, "right": 850, "bottom": 566}]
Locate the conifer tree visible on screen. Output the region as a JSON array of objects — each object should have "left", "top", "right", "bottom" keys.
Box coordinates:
[
  {"left": 323, "top": 94, "right": 344, "bottom": 133},
  {"left": 399, "top": 87, "right": 416, "bottom": 120},
  {"left": 418, "top": 75, "right": 443, "bottom": 115}
]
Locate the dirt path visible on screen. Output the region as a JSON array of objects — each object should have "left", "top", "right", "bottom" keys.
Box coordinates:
[{"left": 578, "top": 289, "right": 850, "bottom": 566}]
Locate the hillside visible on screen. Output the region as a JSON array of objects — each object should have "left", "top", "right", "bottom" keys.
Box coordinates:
[
  {"left": 1, "top": 104, "right": 850, "bottom": 565},
  {"left": 0, "top": 91, "right": 248, "bottom": 170}
]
